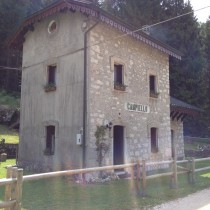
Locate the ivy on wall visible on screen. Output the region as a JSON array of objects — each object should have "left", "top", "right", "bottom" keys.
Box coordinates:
[{"left": 94, "top": 125, "right": 110, "bottom": 167}]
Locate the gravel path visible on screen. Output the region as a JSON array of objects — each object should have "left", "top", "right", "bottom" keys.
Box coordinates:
[{"left": 152, "top": 188, "right": 210, "bottom": 210}]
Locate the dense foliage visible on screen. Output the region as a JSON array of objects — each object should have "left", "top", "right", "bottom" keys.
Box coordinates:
[
  {"left": 0, "top": 0, "right": 210, "bottom": 136},
  {"left": 0, "top": 0, "right": 56, "bottom": 92}
]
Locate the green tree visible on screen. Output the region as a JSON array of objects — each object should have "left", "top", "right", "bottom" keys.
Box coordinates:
[
  {"left": 0, "top": 0, "right": 56, "bottom": 92},
  {"left": 26, "top": 0, "right": 56, "bottom": 15},
  {"left": 201, "top": 17, "right": 210, "bottom": 135},
  {"left": 204, "top": 18, "right": 210, "bottom": 107},
  {"left": 0, "top": 0, "right": 27, "bottom": 92},
  {"left": 0, "top": 0, "right": 26, "bottom": 48},
  {"left": 161, "top": 1, "right": 207, "bottom": 136},
  {"left": 166, "top": 1, "right": 206, "bottom": 105},
  {"left": 100, "top": 0, "right": 164, "bottom": 27}
]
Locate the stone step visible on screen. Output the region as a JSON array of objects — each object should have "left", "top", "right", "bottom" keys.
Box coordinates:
[{"left": 115, "top": 170, "right": 130, "bottom": 179}]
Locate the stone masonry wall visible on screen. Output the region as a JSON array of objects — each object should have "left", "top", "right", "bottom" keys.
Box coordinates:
[
  {"left": 20, "top": 12, "right": 86, "bottom": 171},
  {"left": 86, "top": 22, "right": 172, "bottom": 167},
  {"left": 171, "top": 120, "right": 185, "bottom": 159}
]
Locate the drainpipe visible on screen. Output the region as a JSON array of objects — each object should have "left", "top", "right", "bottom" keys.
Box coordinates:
[{"left": 83, "top": 20, "right": 99, "bottom": 169}]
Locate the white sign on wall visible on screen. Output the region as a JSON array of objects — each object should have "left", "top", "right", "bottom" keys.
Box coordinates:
[{"left": 126, "top": 102, "right": 150, "bottom": 113}]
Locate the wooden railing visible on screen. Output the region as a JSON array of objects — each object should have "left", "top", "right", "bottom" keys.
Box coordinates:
[{"left": 1, "top": 157, "right": 210, "bottom": 210}]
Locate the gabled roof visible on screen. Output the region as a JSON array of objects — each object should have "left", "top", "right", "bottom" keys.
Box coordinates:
[
  {"left": 170, "top": 96, "right": 203, "bottom": 121},
  {"left": 170, "top": 97, "right": 203, "bottom": 112},
  {"left": 9, "top": 0, "right": 182, "bottom": 60}
]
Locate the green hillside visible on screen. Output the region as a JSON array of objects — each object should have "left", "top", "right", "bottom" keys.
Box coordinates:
[{"left": 0, "top": 124, "right": 19, "bottom": 144}]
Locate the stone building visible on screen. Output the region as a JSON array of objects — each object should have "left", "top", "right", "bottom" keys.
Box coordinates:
[{"left": 9, "top": 0, "right": 200, "bottom": 171}]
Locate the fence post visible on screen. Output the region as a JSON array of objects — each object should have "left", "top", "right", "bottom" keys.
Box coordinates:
[
  {"left": 136, "top": 160, "right": 141, "bottom": 194},
  {"left": 5, "top": 165, "right": 13, "bottom": 210},
  {"left": 141, "top": 160, "right": 147, "bottom": 196},
  {"left": 130, "top": 160, "right": 135, "bottom": 193},
  {"left": 15, "top": 145, "right": 19, "bottom": 165},
  {"left": 170, "top": 157, "right": 178, "bottom": 188},
  {"left": 187, "top": 158, "right": 191, "bottom": 184},
  {"left": 10, "top": 167, "right": 18, "bottom": 210},
  {"left": 191, "top": 157, "right": 195, "bottom": 184},
  {"left": 15, "top": 169, "right": 23, "bottom": 210}
]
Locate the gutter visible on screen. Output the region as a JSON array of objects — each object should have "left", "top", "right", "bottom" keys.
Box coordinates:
[{"left": 83, "top": 20, "right": 100, "bottom": 169}]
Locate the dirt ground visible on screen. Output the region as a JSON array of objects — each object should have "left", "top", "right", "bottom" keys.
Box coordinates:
[{"left": 152, "top": 188, "right": 210, "bottom": 210}]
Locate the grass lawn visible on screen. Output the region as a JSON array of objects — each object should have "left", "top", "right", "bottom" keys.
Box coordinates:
[
  {"left": 0, "top": 159, "right": 16, "bottom": 178},
  {"left": 1, "top": 159, "right": 210, "bottom": 210},
  {"left": 184, "top": 137, "right": 210, "bottom": 151},
  {"left": 0, "top": 125, "right": 19, "bottom": 144}
]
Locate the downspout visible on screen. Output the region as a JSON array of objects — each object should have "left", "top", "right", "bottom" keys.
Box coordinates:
[{"left": 83, "top": 20, "right": 99, "bottom": 169}]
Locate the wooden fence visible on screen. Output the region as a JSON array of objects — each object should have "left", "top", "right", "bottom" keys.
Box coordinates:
[{"left": 1, "top": 157, "right": 210, "bottom": 210}]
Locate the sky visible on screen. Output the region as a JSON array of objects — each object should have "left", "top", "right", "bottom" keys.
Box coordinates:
[{"left": 188, "top": 0, "right": 210, "bottom": 22}]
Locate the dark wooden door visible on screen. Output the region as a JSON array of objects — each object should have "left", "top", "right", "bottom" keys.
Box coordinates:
[{"left": 113, "top": 126, "right": 124, "bottom": 165}]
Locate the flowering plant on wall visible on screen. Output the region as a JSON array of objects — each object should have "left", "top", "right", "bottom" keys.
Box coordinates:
[
  {"left": 150, "top": 90, "right": 159, "bottom": 98},
  {"left": 43, "top": 83, "right": 56, "bottom": 92},
  {"left": 95, "top": 126, "right": 110, "bottom": 170},
  {"left": 114, "top": 82, "right": 127, "bottom": 91}
]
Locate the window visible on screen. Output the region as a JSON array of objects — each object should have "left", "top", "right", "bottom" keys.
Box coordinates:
[
  {"left": 44, "top": 126, "right": 55, "bottom": 155},
  {"left": 150, "top": 75, "right": 155, "bottom": 92},
  {"left": 149, "top": 75, "right": 159, "bottom": 98},
  {"left": 151, "top": 127, "right": 158, "bottom": 153},
  {"left": 110, "top": 56, "right": 127, "bottom": 91},
  {"left": 44, "top": 65, "right": 56, "bottom": 92},
  {"left": 114, "top": 64, "right": 123, "bottom": 84},
  {"left": 48, "top": 65, "right": 56, "bottom": 85},
  {"left": 48, "top": 20, "right": 57, "bottom": 34},
  {"left": 114, "top": 64, "right": 126, "bottom": 91}
]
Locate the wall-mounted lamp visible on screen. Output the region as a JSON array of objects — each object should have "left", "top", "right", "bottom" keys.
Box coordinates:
[{"left": 106, "top": 122, "right": 113, "bottom": 130}]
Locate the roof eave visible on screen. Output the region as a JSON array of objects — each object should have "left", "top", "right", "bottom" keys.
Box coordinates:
[{"left": 8, "top": 0, "right": 182, "bottom": 59}]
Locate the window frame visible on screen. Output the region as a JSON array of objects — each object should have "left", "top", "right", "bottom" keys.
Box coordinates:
[
  {"left": 110, "top": 56, "right": 127, "bottom": 91},
  {"left": 114, "top": 64, "right": 123, "bottom": 84},
  {"left": 149, "top": 75, "right": 156, "bottom": 92},
  {"left": 44, "top": 125, "right": 55, "bottom": 156},
  {"left": 114, "top": 63, "right": 127, "bottom": 91},
  {"left": 42, "top": 120, "right": 59, "bottom": 156},
  {"left": 151, "top": 127, "right": 158, "bottom": 153},
  {"left": 147, "top": 69, "right": 159, "bottom": 99},
  {"left": 48, "top": 65, "right": 56, "bottom": 84},
  {"left": 44, "top": 64, "right": 57, "bottom": 92},
  {"left": 48, "top": 20, "right": 57, "bottom": 34},
  {"left": 149, "top": 74, "right": 159, "bottom": 98}
]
